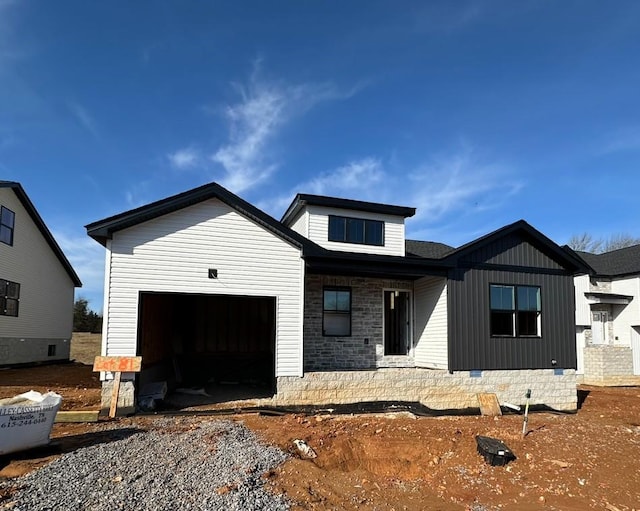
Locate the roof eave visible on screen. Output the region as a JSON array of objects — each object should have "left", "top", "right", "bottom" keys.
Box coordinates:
[
  {"left": 1, "top": 182, "right": 82, "bottom": 287},
  {"left": 302, "top": 251, "right": 453, "bottom": 279},
  {"left": 443, "top": 220, "right": 592, "bottom": 274},
  {"left": 281, "top": 193, "right": 416, "bottom": 225},
  {"left": 86, "top": 182, "right": 320, "bottom": 254}
]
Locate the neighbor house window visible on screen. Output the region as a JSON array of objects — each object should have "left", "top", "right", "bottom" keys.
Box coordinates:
[
  {"left": 0, "top": 206, "right": 15, "bottom": 246},
  {"left": 328, "top": 215, "right": 384, "bottom": 246},
  {"left": 323, "top": 287, "right": 351, "bottom": 336},
  {"left": 490, "top": 284, "right": 541, "bottom": 337},
  {"left": 0, "top": 279, "right": 20, "bottom": 317}
]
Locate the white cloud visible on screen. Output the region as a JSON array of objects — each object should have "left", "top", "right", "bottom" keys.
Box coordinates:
[
  {"left": 157, "top": 63, "right": 363, "bottom": 194},
  {"left": 410, "top": 2, "right": 484, "bottom": 35},
  {"left": 168, "top": 146, "right": 201, "bottom": 169},
  {"left": 260, "top": 147, "right": 522, "bottom": 235},
  {"left": 407, "top": 150, "right": 522, "bottom": 223},
  {"left": 599, "top": 127, "right": 640, "bottom": 155},
  {"left": 210, "top": 64, "right": 359, "bottom": 194},
  {"left": 124, "top": 179, "right": 155, "bottom": 209},
  {"left": 67, "top": 100, "right": 99, "bottom": 139},
  {"left": 256, "top": 157, "right": 386, "bottom": 216},
  {"left": 304, "top": 158, "right": 385, "bottom": 197}
]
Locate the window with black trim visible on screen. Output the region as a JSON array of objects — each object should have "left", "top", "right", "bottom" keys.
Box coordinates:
[
  {"left": 490, "top": 284, "right": 541, "bottom": 337},
  {"left": 323, "top": 287, "right": 351, "bottom": 336},
  {"left": 0, "top": 279, "right": 20, "bottom": 317},
  {"left": 328, "top": 215, "right": 384, "bottom": 246},
  {"left": 0, "top": 206, "right": 15, "bottom": 246}
]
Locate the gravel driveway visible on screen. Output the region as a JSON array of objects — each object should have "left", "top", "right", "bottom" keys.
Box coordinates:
[{"left": 1, "top": 418, "right": 290, "bottom": 511}]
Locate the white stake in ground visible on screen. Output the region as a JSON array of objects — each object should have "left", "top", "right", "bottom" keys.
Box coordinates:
[{"left": 522, "top": 389, "right": 531, "bottom": 438}]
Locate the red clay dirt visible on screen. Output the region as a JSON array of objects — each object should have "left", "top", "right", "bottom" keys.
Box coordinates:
[{"left": 1, "top": 360, "right": 639, "bottom": 510}]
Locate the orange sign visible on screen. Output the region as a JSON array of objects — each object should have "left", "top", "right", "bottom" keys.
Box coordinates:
[{"left": 93, "top": 356, "right": 142, "bottom": 373}]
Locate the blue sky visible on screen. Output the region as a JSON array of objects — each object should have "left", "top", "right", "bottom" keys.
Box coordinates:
[{"left": 1, "top": 1, "right": 639, "bottom": 311}]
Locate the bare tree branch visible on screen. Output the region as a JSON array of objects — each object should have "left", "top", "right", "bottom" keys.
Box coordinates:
[{"left": 567, "top": 232, "right": 640, "bottom": 253}]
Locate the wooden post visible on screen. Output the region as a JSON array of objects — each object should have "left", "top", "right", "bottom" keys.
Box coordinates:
[
  {"left": 109, "top": 370, "right": 122, "bottom": 419},
  {"left": 93, "top": 356, "right": 142, "bottom": 419}
]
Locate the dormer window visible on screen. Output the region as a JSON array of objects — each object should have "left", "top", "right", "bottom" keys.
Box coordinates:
[{"left": 328, "top": 215, "right": 384, "bottom": 246}]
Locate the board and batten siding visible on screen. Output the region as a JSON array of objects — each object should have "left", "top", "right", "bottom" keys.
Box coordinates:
[
  {"left": 448, "top": 233, "right": 578, "bottom": 371},
  {"left": 413, "top": 276, "right": 448, "bottom": 369},
  {"left": 0, "top": 188, "right": 75, "bottom": 339},
  {"left": 448, "top": 268, "right": 577, "bottom": 371},
  {"left": 103, "top": 198, "right": 304, "bottom": 377},
  {"left": 460, "top": 233, "right": 564, "bottom": 270},
  {"left": 305, "top": 205, "right": 406, "bottom": 256},
  {"left": 574, "top": 274, "right": 591, "bottom": 326},
  {"left": 611, "top": 276, "right": 640, "bottom": 345}
]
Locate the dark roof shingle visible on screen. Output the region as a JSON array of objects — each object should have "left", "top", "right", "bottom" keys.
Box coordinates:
[
  {"left": 577, "top": 244, "right": 640, "bottom": 277},
  {"left": 405, "top": 240, "right": 455, "bottom": 259}
]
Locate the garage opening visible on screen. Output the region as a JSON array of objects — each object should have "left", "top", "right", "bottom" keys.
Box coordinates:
[{"left": 137, "top": 292, "right": 276, "bottom": 406}]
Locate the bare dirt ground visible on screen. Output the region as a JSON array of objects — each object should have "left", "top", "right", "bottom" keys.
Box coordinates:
[
  {"left": 1, "top": 335, "right": 639, "bottom": 510},
  {"left": 0, "top": 333, "right": 102, "bottom": 411},
  {"left": 69, "top": 332, "right": 103, "bottom": 365}
]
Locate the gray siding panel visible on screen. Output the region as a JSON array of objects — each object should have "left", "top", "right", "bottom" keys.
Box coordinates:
[
  {"left": 461, "top": 234, "right": 563, "bottom": 270},
  {"left": 448, "top": 268, "right": 576, "bottom": 370}
]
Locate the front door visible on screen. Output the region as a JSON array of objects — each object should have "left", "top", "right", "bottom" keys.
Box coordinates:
[
  {"left": 592, "top": 311, "right": 608, "bottom": 345},
  {"left": 384, "top": 291, "right": 411, "bottom": 355}
]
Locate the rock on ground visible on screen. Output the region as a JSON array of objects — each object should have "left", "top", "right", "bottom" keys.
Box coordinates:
[{"left": 0, "top": 418, "right": 289, "bottom": 511}]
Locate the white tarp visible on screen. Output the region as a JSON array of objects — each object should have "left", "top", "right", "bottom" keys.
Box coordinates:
[{"left": 0, "top": 390, "right": 62, "bottom": 455}]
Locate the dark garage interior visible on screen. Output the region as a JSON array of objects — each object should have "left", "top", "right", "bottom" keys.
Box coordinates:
[{"left": 137, "top": 292, "right": 276, "bottom": 405}]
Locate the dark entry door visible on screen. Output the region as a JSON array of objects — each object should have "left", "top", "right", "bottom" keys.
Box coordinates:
[{"left": 384, "top": 291, "right": 410, "bottom": 355}]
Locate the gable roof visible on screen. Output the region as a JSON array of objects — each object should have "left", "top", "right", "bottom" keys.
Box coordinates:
[
  {"left": 86, "top": 182, "right": 590, "bottom": 280},
  {"left": 441, "top": 219, "right": 591, "bottom": 273},
  {"left": 86, "top": 182, "right": 325, "bottom": 256},
  {"left": 281, "top": 193, "right": 416, "bottom": 225},
  {"left": 0, "top": 181, "right": 82, "bottom": 287},
  {"left": 577, "top": 244, "right": 640, "bottom": 277}
]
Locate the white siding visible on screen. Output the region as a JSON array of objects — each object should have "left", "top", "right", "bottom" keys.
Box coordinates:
[
  {"left": 575, "top": 326, "right": 585, "bottom": 374},
  {"left": 306, "top": 205, "right": 406, "bottom": 256},
  {"left": 0, "top": 188, "right": 75, "bottom": 340},
  {"left": 632, "top": 327, "right": 640, "bottom": 375},
  {"left": 104, "top": 198, "right": 304, "bottom": 377},
  {"left": 287, "top": 210, "right": 308, "bottom": 238},
  {"left": 574, "top": 274, "right": 591, "bottom": 326},
  {"left": 413, "top": 276, "right": 448, "bottom": 369},
  {"left": 611, "top": 276, "right": 640, "bottom": 345},
  {"left": 611, "top": 276, "right": 640, "bottom": 325}
]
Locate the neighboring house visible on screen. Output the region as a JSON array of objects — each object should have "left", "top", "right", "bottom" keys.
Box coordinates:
[
  {"left": 0, "top": 181, "right": 82, "bottom": 365},
  {"left": 574, "top": 245, "right": 640, "bottom": 385},
  {"left": 86, "top": 182, "right": 587, "bottom": 414}
]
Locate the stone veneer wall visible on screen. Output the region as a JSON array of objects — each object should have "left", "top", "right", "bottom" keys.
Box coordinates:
[
  {"left": 582, "top": 346, "right": 640, "bottom": 386},
  {"left": 304, "top": 275, "right": 414, "bottom": 371},
  {"left": 589, "top": 278, "right": 612, "bottom": 293},
  {"left": 100, "top": 380, "right": 136, "bottom": 416},
  {"left": 276, "top": 368, "right": 577, "bottom": 411}
]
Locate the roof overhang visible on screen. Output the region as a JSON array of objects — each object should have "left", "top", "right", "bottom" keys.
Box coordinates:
[
  {"left": 282, "top": 193, "right": 416, "bottom": 226},
  {"left": 0, "top": 181, "right": 82, "bottom": 287},
  {"left": 442, "top": 220, "right": 593, "bottom": 275},
  {"left": 585, "top": 292, "right": 634, "bottom": 305},
  {"left": 303, "top": 252, "right": 452, "bottom": 280},
  {"left": 86, "top": 182, "right": 321, "bottom": 255}
]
